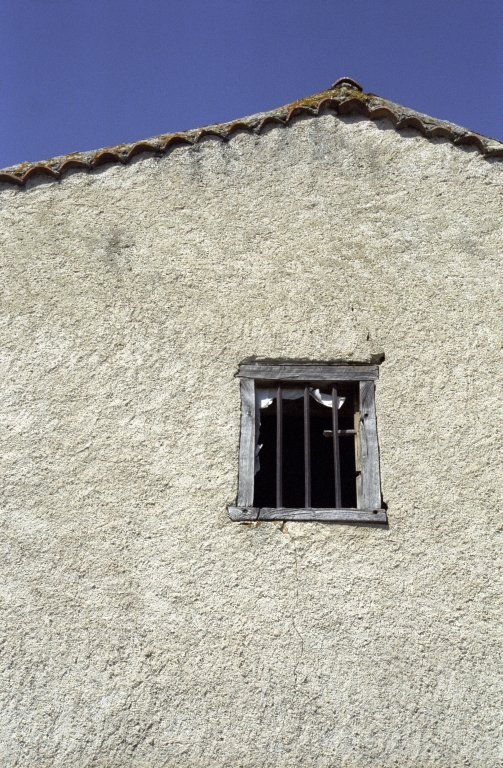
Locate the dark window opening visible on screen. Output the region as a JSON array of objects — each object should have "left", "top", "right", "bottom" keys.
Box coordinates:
[{"left": 253, "top": 382, "right": 358, "bottom": 509}]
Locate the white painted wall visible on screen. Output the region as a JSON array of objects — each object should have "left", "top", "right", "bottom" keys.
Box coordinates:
[{"left": 1, "top": 112, "right": 502, "bottom": 767}]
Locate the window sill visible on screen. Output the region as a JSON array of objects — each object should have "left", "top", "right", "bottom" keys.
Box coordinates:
[{"left": 228, "top": 507, "right": 387, "bottom": 524}]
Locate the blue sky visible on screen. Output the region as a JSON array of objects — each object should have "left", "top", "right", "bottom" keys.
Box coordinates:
[{"left": 1, "top": 0, "right": 502, "bottom": 169}]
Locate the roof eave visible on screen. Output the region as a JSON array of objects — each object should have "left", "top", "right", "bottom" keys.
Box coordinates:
[{"left": 2, "top": 78, "right": 502, "bottom": 187}]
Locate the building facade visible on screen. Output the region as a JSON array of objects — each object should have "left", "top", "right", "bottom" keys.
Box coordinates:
[{"left": 1, "top": 79, "right": 502, "bottom": 767}]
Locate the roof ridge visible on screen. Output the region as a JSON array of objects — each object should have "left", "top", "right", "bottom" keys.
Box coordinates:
[{"left": 1, "top": 81, "right": 502, "bottom": 187}]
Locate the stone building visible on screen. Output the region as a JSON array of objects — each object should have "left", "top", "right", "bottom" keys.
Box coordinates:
[{"left": 1, "top": 78, "right": 502, "bottom": 767}]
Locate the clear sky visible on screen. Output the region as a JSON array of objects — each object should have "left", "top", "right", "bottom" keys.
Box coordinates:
[{"left": 1, "top": 0, "right": 502, "bottom": 169}]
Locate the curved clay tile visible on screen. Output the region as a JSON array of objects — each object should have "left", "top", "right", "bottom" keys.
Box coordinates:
[
  {"left": 331, "top": 77, "right": 363, "bottom": 91},
  {"left": 1, "top": 80, "right": 502, "bottom": 187}
]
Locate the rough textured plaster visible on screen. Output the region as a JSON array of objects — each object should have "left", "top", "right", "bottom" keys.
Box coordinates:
[{"left": 0, "top": 113, "right": 502, "bottom": 767}]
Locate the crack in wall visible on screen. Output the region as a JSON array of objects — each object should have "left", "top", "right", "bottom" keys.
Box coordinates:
[
  {"left": 277, "top": 532, "right": 307, "bottom": 747},
  {"left": 291, "top": 537, "right": 305, "bottom": 695}
]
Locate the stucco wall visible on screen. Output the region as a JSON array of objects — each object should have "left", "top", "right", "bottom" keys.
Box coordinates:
[{"left": 1, "top": 112, "right": 502, "bottom": 767}]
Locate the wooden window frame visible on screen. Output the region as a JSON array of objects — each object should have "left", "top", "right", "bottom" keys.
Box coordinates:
[{"left": 228, "top": 363, "right": 387, "bottom": 524}]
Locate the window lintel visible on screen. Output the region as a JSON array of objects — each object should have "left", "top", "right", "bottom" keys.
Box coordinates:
[{"left": 237, "top": 363, "right": 378, "bottom": 381}]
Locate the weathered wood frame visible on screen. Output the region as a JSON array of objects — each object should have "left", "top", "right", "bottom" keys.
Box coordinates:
[{"left": 229, "top": 363, "right": 387, "bottom": 524}]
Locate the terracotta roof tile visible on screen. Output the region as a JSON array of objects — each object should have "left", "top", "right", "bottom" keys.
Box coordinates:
[{"left": 1, "top": 78, "right": 502, "bottom": 187}]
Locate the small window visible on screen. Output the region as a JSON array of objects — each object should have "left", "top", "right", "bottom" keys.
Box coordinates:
[{"left": 229, "top": 363, "right": 386, "bottom": 523}]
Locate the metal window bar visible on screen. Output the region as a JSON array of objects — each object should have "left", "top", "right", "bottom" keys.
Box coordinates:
[
  {"left": 304, "top": 385, "right": 311, "bottom": 508},
  {"left": 276, "top": 383, "right": 283, "bottom": 508},
  {"left": 275, "top": 381, "right": 345, "bottom": 510},
  {"left": 332, "top": 385, "right": 342, "bottom": 508}
]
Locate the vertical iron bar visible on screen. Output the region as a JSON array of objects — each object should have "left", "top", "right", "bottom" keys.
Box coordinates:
[
  {"left": 304, "top": 385, "right": 311, "bottom": 508},
  {"left": 276, "top": 383, "right": 283, "bottom": 509},
  {"left": 332, "top": 385, "right": 342, "bottom": 508}
]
